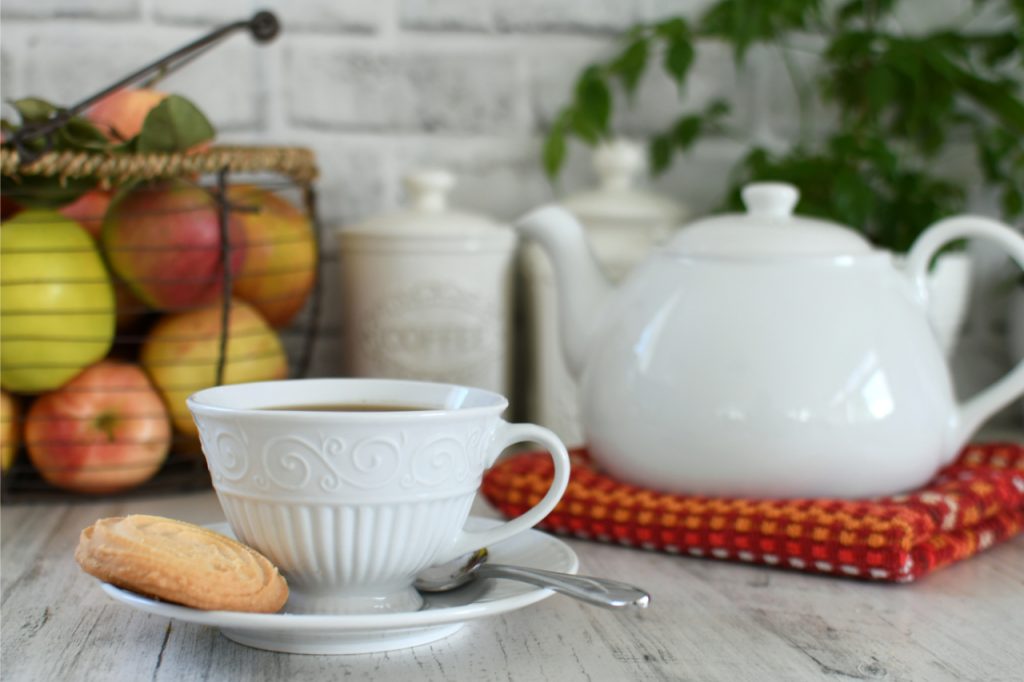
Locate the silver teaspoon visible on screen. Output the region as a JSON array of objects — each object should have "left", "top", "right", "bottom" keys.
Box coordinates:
[{"left": 415, "top": 548, "right": 651, "bottom": 609}]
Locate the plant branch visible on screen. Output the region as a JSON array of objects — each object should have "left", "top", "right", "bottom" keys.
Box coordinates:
[{"left": 540, "top": 0, "right": 1024, "bottom": 240}]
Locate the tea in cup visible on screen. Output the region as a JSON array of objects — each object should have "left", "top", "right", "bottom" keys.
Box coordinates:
[{"left": 187, "top": 378, "right": 571, "bottom": 614}]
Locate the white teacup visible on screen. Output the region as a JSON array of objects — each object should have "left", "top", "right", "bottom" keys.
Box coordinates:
[{"left": 187, "top": 378, "right": 571, "bottom": 614}]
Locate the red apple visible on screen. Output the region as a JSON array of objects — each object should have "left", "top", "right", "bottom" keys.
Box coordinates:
[
  {"left": 86, "top": 88, "right": 167, "bottom": 142},
  {"left": 1, "top": 195, "right": 21, "bottom": 221},
  {"left": 58, "top": 189, "right": 112, "bottom": 239},
  {"left": 228, "top": 185, "right": 317, "bottom": 328},
  {"left": 24, "top": 360, "right": 171, "bottom": 494},
  {"left": 1, "top": 130, "right": 22, "bottom": 219},
  {"left": 101, "top": 181, "right": 246, "bottom": 311}
]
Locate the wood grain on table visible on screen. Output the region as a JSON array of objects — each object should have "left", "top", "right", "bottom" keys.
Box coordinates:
[{"left": 2, "top": 492, "right": 1022, "bottom": 682}]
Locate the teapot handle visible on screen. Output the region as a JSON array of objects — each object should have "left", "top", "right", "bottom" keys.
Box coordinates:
[{"left": 906, "top": 216, "right": 1024, "bottom": 456}]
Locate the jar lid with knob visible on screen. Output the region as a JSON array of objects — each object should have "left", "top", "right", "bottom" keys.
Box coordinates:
[
  {"left": 560, "top": 138, "right": 688, "bottom": 230},
  {"left": 340, "top": 169, "right": 514, "bottom": 246}
]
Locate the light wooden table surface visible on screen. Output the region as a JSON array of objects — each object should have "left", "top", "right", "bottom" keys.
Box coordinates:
[{"left": 2, "top": 491, "right": 1022, "bottom": 682}]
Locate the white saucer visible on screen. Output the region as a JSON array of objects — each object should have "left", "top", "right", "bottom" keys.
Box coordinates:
[{"left": 97, "top": 517, "right": 578, "bottom": 655}]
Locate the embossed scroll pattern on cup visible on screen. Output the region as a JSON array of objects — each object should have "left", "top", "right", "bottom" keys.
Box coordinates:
[{"left": 194, "top": 415, "right": 487, "bottom": 496}]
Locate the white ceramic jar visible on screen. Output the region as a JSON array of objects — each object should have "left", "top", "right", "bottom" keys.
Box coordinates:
[
  {"left": 523, "top": 139, "right": 687, "bottom": 445},
  {"left": 338, "top": 170, "right": 516, "bottom": 396}
]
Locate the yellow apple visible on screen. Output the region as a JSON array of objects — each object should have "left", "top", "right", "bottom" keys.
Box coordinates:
[
  {"left": 1, "top": 211, "right": 115, "bottom": 393},
  {"left": 140, "top": 299, "right": 288, "bottom": 436},
  {"left": 1, "top": 390, "right": 19, "bottom": 472}
]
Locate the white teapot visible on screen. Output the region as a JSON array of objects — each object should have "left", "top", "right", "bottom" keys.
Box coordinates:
[{"left": 515, "top": 182, "right": 1024, "bottom": 498}]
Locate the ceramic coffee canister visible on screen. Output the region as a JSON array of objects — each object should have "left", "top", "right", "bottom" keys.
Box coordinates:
[
  {"left": 338, "top": 170, "right": 516, "bottom": 395},
  {"left": 523, "top": 139, "right": 687, "bottom": 445}
]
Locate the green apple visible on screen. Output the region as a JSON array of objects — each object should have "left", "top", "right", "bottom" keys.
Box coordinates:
[{"left": 1, "top": 210, "right": 115, "bottom": 393}]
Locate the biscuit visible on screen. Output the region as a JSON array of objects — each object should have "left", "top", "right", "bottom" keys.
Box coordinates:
[{"left": 76, "top": 515, "right": 288, "bottom": 613}]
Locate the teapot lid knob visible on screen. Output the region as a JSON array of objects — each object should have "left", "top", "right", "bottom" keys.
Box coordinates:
[
  {"left": 668, "top": 180, "right": 872, "bottom": 255},
  {"left": 405, "top": 169, "right": 456, "bottom": 212},
  {"left": 741, "top": 182, "right": 799, "bottom": 218}
]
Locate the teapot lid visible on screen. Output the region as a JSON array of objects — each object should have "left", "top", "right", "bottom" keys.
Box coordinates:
[
  {"left": 666, "top": 182, "right": 874, "bottom": 257},
  {"left": 561, "top": 139, "right": 688, "bottom": 225},
  {"left": 341, "top": 169, "right": 511, "bottom": 239}
]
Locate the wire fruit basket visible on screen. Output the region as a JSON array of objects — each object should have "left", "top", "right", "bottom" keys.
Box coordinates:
[{"left": 0, "top": 13, "right": 327, "bottom": 501}]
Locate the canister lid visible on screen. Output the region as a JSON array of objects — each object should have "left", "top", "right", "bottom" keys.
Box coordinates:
[
  {"left": 560, "top": 139, "right": 688, "bottom": 226},
  {"left": 341, "top": 169, "right": 512, "bottom": 240}
]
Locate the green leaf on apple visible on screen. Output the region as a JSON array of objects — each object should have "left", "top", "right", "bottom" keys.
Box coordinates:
[
  {"left": 136, "top": 95, "right": 216, "bottom": 153},
  {"left": 4, "top": 174, "right": 96, "bottom": 209},
  {"left": 55, "top": 116, "right": 112, "bottom": 152},
  {"left": 11, "top": 97, "right": 59, "bottom": 123},
  {"left": 7, "top": 97, "right": 112, "bottom": 153}
]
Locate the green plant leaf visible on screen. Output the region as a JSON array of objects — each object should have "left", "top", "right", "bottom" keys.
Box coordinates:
[
  {"left": 649, "top": 133, "right": 674, "bottom": 175},
  {"left": 570, "top": 109, "right": 602, "bottom": 144},
  {"left": 1004, "top": 184, "right": 1024, "bottom": 218},
  {"left": 864, "top": 66, "right": 897, "bottom": 114},
  {"left": 655, "top": 17, "right": 690, "bottom": 40},
  {"left": 701, "top": 99, "right": 731, "bottom": 134},
  {"left": 976, "top": 31, "right": 1019, "bottom": 67},
  {"left": 836, "top": 0, "right": 898, "bottom": 25},
  {"left": 672, "top": 114, "right": 703, "bottom": 150},
  {"left": 611, "top": 38, "right": 650, "bottom": 97},
  {"left": 664, "top": 36, "right": 695, "bottom": 89},
  {"left": 572, "top": 67, "right": 612, "bottom": 140},
  {"left": 705, "top": 99, "right": 731, "bottom": 118},
  {"left": 954, "top": 70, "right": 1024, "bottom": 134},
  {"left": 973, "top": 124, "right": 1017, "bottom": 182},
  {"left": 700, "top": 0, "right": 822, "bottom": 61},
  {"left": 543, "top": 127, "right": 567, "bottom": 179},
  {"left": 136, "top": 94, "right": 216, "bottom": 153}
]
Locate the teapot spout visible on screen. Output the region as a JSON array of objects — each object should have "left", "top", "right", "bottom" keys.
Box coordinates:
[{"left": 516, "top": 205, "right": 613, "bottom": 379}]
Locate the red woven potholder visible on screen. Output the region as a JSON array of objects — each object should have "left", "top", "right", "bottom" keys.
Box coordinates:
[{"left": 482, "top": 443, "right": 1024, "bottom": 582}]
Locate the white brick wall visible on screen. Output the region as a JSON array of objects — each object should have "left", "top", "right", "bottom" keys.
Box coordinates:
[
  {"left": 1, "top": 0, "right": 1020, "bottom": 425},
  {"left": 2, "top": 0, "right": 139, "bottom": 20},
  {"left": 285, "top": 45, "right": 529, "bottom": 133},
  {"left": 0, "top": 0, "right": 837, "bottom": 224}
]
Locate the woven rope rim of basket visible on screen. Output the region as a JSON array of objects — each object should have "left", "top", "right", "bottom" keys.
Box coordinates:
[{"left": 0, "top": 145, "right": 319, "bottom": 186}]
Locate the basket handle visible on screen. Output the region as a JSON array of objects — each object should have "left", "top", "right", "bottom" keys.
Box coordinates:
[{"left": 10, "top": 11, "right": 280, "bottom": 161}]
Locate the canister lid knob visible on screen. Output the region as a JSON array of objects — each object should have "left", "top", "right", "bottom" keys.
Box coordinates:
[{"left": 405, "top": 170, "right": 456, "bottom": 212}]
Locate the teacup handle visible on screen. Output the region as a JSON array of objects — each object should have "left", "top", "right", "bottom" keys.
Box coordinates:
[{"left": 441, "top": 422, "right": 571, "bottom": 561}]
